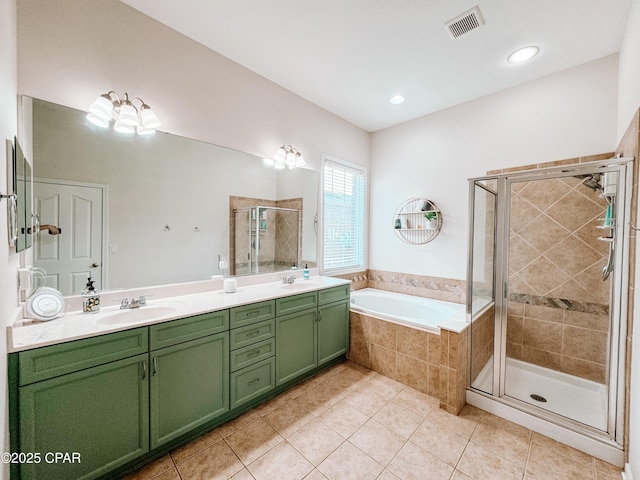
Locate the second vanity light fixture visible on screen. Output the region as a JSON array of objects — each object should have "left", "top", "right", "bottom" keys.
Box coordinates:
[
  {"left": 263, "top": 145, "right": 306, "bottom": 169},
  {"left": 86, "top": 91, "right": 161, "bottom": 135}
]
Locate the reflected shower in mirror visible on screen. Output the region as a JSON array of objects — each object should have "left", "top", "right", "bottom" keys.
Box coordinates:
[{"left": 26, "top": 97, "right": 318, "bottom": 295}]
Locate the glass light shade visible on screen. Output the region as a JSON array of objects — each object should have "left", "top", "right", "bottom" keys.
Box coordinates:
[
  {"left": 274, "top": 158, "right": 286, "bottom": 169},
  {"left": 88, "top": 95, "right": 113, "bottom": 121},
  {"left": 263, "top": 158, "right": 275, "bottom": 166},
  {"left": 136, "top": 125, "right": 156, "bottom": 136},
  {"left": 86, "top": 112, "right": 109, "bottom": 128},
  {"left": 140, "top": 107, "right": 161, "bottom": 129},
  {"left": 285, "top": 150, "right": 296, "bottom": 166},
  {"left": 274, "top": 146, "right": 286, "bottom": 163},
  {"left": 118, "top": 103, "right": 139, "bottom": 126},
  {"left": 507, "top": 46, "right": 539, "bottom": 64},
  {"left": 114, "top": 120, "right": 135, "bottom": 134},
  {"left": 295, "top": 153, "right": 306, "bottom": 167}
]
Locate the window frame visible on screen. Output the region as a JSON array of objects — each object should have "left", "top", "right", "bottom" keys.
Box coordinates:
[{"left": 320, "top": 154, "right": 368, "bottom": 275}]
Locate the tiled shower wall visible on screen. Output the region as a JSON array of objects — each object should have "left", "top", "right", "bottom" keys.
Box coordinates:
[{"left": 505, "top": 172, "right": 611, "bottom": 383}]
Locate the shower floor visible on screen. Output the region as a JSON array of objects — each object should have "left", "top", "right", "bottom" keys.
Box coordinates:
[{"left": 473, "top": 357, "right": 608, "bottom": 431}]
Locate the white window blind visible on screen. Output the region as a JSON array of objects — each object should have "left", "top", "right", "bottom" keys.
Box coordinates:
[{"left": 323, "top": 159, "right": 366, "bottom": 273}]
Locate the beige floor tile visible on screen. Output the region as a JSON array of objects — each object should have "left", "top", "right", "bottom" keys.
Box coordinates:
[
  {"left": 343, "top": 383, "right": 390, "bottom": 416},
  {"left": 303, "top": 469, "right": 328, "bottom": 480},
  {"left": 391, "top": 386, "right": 439, "bottom": 417},
  {"left": 318, "top": 441, "right": 384, "bottom": 480},
  {"left": 152, "top": 469, "right": 181, "bottom": 480},
  {"left": 372, "top": 403, "right": 423, "bottom": 439},
  {"left": 263, "top": 399, "right": 315, "bottom": 438},
  {"left": 450, "top": 470, "right": 472, "bottom": 480},
  {"left": 367, "top": 374, "right": 405, "bottom": 399},
  {"left": 349, "top": 419, "right": 406, "bottom": 466},
  {"left": 170, "top": 428, "right": 223, "bottom": 464},
  {"left": 470, "top": 421, "right": 530, "bottom": 467},
  {"left": 409, "top": 418, "right": 468, "bottom": 466},
  {"left": 217, "top": 410, "right": 261, "bottom": 438},
  {"left": 526, "top": 432, "right": 596, "bottom": 479},
  {"left": 377, "top": 469, "right": 402, "bottom": 480},
  {"left": 247, "top": 441, "right": 313, "bottom": 480},
  {"left": 225, "top": 417, "right": 284, "bottom": 465},
  {"left": 427, "top": 406, "right": 479, "bottom": 439},
  {"left": 387, "top": 442, "right": 454, "bottom": 480},
  {"left": 125, "top": 454, "right": 174, "bottom": 480},
  {"left": 296, "top": 384, "right": 342, "bottom": 417},
  {"left": 176, "top": 440, "right": 244, "bottom": 480},
  {"left": 457, "top": 442, "right": 524, "bottom": 480},
  {"left": 319, "top": 400, "right": 369, "bottom": 437},
  {"left": 595, "top": 458, "right": 623, "bottom": 479},
  {"left": 288, "top": 418, "right": 345, "bottom": 466},
  {"left": 229, "top": 469, "right": 256, "bottom": 480}
]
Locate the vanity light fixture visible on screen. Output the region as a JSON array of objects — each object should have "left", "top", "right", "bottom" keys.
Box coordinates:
[
  {"left": 87, "top": 91, "right": 161, "bottom": 135},
  {"left": 263, "top": 145, "right": 305, "bottom": 169},
  {"left": 507, "top": 46, "right": 540, "bottom": 64}
]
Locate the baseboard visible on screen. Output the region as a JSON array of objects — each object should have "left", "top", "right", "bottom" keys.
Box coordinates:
[{"left": 622, "top": 463, "right": 634, "bottom": 480}]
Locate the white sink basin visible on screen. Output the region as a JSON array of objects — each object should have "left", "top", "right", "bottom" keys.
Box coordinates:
[{"left": 97, "top": 305, "right": 181, "bottom": 325}]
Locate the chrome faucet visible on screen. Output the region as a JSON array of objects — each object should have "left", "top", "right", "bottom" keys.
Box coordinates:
[
  {"left": 282, "top": 275, "right": 297, "bottom": 284},
  {"left": 114, "top": 295, "right": 149, "bottom": 309}
]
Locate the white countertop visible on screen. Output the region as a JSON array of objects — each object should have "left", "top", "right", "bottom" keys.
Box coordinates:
[{"left": 9, "top": 276, "right": 350, "bottom": 353}]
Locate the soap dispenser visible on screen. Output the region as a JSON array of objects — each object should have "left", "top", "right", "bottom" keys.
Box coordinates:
[
  {"left": 291, "top": 263, "right": 298, "bottom": 271},
  {"left": 81, "top": 277, "right": 100, "bottom": 313},
  {"left": 303, "top": 264, "right": 310, "bottom": 280}
]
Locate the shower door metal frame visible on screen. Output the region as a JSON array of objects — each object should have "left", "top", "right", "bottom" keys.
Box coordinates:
[{"left": 467, "top": 158, "right": 632, "bottom": 446}]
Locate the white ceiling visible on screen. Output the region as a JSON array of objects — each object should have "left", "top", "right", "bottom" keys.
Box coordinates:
[{"left": 120, "top": 0, "right": 631, "bottom": 132}]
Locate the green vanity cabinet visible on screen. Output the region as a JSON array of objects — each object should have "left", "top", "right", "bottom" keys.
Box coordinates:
[
  {"left": 17, "top": 351, "right": 149, "bottom": 480},
  {"left": 150, "top": 331, "right": 229, "bottom": 448},
  {"left": 317, "top": 299, "right": 350, "bottom": 365},
  {"left": 229, "top": 302, "right": 276, "bottom": 409},
  {"left": 276, "top": 307, "right": 318, "bottom": 385}
]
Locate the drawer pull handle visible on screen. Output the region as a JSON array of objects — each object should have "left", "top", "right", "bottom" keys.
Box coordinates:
[
  {"left": 245, "top": 310, "right": 260, "bottom": 317},
  {"left": 247, "top": 350, "right": 261, "bottom": 358},
  {"left": 142, "top": 360, "right": 147, "bottom": 380},
  {"left": 152, "top": 357, "right": 158, "bottom": 376},
  {"left": 246, "top": 330, "right": 260, "bottom": 338},
  {"left": 247, "top": 377, "right": 261, "bottom": 385}
]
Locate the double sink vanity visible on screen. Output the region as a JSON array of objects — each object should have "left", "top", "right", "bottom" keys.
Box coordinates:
[{"left": 8, "top": 276, "right": 350, "bottom": 480}]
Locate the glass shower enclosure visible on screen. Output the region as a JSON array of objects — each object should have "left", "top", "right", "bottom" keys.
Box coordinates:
[
  {"left": 467, "top": 158, "right": 631, "bottom": 454},
  {"left": 232, "top": 206, "right": 301, "bottom": 276}
]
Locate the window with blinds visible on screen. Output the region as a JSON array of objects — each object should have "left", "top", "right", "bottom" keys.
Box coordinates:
[{"left": 322, "top": 158, "right": 366, "bottom": 273}]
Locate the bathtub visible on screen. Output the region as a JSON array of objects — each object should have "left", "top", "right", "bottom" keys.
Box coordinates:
[{"left": 349, "top": 288, "right": 467, "bottom": 334}]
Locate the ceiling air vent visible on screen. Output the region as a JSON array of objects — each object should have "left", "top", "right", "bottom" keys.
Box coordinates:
[{"left": 445, "top": 6, "right": 485, "bottom": 39}]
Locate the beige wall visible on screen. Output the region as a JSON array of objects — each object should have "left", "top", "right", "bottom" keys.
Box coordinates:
[
  {"left": 0, "top": 1, "right": 19, "bottom": 478},
  {"left": 16, "top": 0, "right": 370, "bottom": 173}
]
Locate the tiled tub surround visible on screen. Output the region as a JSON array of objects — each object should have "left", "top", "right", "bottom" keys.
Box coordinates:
[
  {"left": 506, "top": 173, "right": 611, "bottom": 383},
  {"left": 470, "top": 305, "right": 495, "bottom": 386}
]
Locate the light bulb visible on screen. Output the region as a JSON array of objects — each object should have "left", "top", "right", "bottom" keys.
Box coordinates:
[
  {"left": 118, "top": 102, "right": 139, "bottom": 126},
  {"left": 285, "top": 150, "right": 296, "bottom": 166},
  {"left": 507, "top": 46, "right": 539, "bottom": 64},
  {"left": 274, "top": 146, "right": 286, "bottom": 163},
  {"left": 140, "top": 106, "right": 161, "bottom": 129}
]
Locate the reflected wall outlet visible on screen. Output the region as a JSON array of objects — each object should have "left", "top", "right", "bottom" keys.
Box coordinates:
[{"left": 109, "top": 244, "right": 118, "bottom": 254}]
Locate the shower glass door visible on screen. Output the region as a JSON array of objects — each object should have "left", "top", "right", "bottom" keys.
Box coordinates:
[{"left": 503, "top": 169, "right": 621, "bottom": 432}]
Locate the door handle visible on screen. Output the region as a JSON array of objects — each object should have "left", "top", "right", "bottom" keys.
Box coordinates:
[
  {"left": 153, "top": 357, "right": 158, "bottom": 376},
  {"left": 91, "top": 262, "right": 100, "bottom": 268}
]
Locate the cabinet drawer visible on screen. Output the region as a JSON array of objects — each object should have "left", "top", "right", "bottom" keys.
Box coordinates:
[
  {"left": 318, "top": 284, "right": 350, "bottom": 305},
  {"left": 230, "top": 338, "right": 275, "bottom": 372},
  {"left": 150, "top": 310, "right": 229, "bottom": 350},
  {"left": 230, "top": 318, "right": 275, "bottom": 350},
  {"left": 230, "top": 301, "right": 275, "bottom": 329},
  {"left": 230, "top": 358, "right": 275, "bottom": 409},
  {"left": 276, "top": 291, "right": 317, "bottom": 316},
  {"left": 19, "top": 328, "right": 148, "bottom": 386}
]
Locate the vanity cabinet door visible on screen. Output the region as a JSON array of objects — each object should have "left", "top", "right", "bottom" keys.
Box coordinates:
[
  {"left": 276, "top": 309, "right": 317, "bottom": 385},
  {"left": 150, "top": 332, "right": 229, "bottom": 449},
  {"left": 19, "top": 354, "right": 149, "bottom": 480},
  {"left": 317, "top": 300, "right": 350, "bottom": 366}
]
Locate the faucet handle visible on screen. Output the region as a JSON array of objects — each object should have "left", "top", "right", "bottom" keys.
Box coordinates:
[
  {"left": 113, "top": 297, "right": 130, "bottom": 309},
  {"left": 138, "top": 294, "right": 152, "bottom": 306}
]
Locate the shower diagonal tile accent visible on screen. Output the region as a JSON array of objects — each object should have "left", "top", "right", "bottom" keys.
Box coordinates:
[
  {"left": 517, "top": 178, "right": 570, "bottom": 212},
  {"left": 545, "top": 235, "right": 603, "bottom": 277},
  {"left": 509, "top": 194, "right": 543, "bottom": 234},
  {"left": 517, "top": 217, "right": 570, "bottom": 255},
  {"left": 546, "top": 189, "right": 605, "bottom": 232},
  {"left": 517, "top": 256, "right": 570, "bottom": 296}
]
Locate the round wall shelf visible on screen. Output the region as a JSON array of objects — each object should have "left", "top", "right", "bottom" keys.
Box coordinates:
[{"left": 393, "top": 198, "right": 442, "bottom": 244}]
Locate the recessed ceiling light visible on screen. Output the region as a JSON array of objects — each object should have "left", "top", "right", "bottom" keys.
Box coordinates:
[
  {"left": 389, "top": 95, "right": 405, "bottom": 105},
  {"left": 507, "top": 46, "right": 540, "bottom": 64}
]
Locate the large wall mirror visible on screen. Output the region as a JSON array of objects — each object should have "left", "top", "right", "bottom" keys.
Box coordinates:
[{"left": 25, "top": 97, "right": 318, "bottom": 295}]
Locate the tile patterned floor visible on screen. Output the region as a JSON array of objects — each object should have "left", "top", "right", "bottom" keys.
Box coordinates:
[{"left": 126, "top": 361, "right": 622, "bottom": 480}]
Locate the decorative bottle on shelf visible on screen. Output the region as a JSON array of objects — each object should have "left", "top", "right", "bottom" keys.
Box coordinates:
[{"left": 81, "top": 277, "right": 100, "bottom": 313}]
